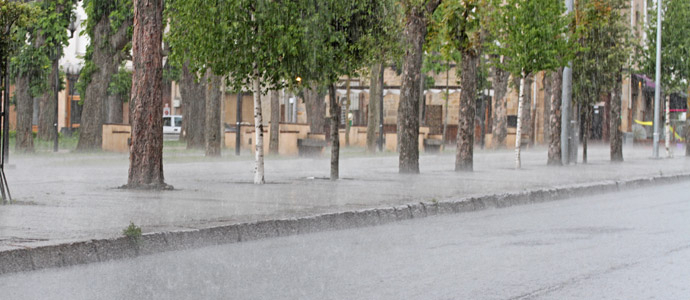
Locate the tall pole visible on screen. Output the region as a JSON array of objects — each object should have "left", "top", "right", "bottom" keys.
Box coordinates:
[
  {"left": 561, "top": 0, "right": 574, "bottom": 164},
  {"left": 235, "top": 92, "right": 242, "bottom": 156},
  {"left": 652, "top": 0, "right": 662, "bottom": 158}
]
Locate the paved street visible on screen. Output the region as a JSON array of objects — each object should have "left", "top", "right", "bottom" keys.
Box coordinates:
[
  {"left": 1, "top": 144, "right": 689, "bottom": 251},
  {"left": 2, "top": 179, "right": 688, "bottom": 299}
]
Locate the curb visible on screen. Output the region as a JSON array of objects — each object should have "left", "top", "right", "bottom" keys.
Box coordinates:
[{"left": 1, "top": 172, "right": 688, "bottom": 275}]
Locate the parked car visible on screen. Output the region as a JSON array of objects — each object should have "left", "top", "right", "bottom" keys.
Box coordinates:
[{"left": 163, "top": 115, "right": 182, "bottom": 140}]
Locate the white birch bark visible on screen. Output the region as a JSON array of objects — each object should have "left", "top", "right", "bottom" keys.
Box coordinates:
[
  {"left": 515, "top": 74, "right": 526, "bottom": 169},
  {"left": 253, "top": 71, "right": 265, "bottom": 184}
]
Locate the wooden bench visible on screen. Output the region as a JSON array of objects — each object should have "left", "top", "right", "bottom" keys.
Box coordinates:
[
  {"left": 424, "top": 138, "right": 443, "bottom": 153},
  {"left": 298, "top": 138, "right": 328, "bottom": 157}
]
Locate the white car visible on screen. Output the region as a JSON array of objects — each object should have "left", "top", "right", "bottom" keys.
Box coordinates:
[{"left": 163, "top": 115, "right": 182, "bottom": 140}]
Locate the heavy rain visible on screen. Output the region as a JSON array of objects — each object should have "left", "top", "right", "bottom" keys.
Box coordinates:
[{"left": 0, "top": 0, "right": 689, "bottom": 299}]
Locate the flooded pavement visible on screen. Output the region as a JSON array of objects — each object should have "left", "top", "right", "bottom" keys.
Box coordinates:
[
  {"left": 1, "top": 179, "right": 688, "bottom": 299},
  {"left": 0, "top": 144, "right": 688, "bottom": 251}
]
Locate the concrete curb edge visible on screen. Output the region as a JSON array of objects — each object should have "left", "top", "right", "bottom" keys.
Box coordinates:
[{"left": 1, "top": 172, "right": 688, "bottom": 275}]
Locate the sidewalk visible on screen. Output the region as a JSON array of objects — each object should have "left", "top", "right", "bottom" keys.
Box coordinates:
[{"left": 1, "top": 143, "right": 688, "bottom": 252}]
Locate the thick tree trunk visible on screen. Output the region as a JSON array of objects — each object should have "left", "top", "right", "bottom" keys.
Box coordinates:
[
  {"left": 179, "top": 62, "right": 206, "bottom": 149},
  {"left": 252, "top": 74, "right": 265, "bottom": 184},
  {"left": 398, "top": 10, "right": 426, "bottom": 174},
  {"left": 491, "top": 56, "right": 510, "bottom": 149},
  {"left": 205, "top": 71, "right": 221, "bottom": 157},
  {"left": 14, "top": 74, "right": 33, "bottom": 152},
  {"left": 328, "top": 83, "right": 340, "bottom": 180},
  {"left": 547, "top": 68, "right": 563, "bottom": 165},
  {"left": 515, "top": 74, "right": 526, "bottom": 169},
  {"left": 344, "top": 76, "right": 351, "bottom": 147},
  {"left": 77, "top": 15, "right": 131, "bottom": 151},
  {"left": 582, "top": 105, "right": 592, "bottom": 164},
  {"left": 455, "top": 51, "right": 479, "bottom": 171},
  {"left": 107, "top": 94, "right": 123, "bottom": 123},
  {"left": 304, "top": 84, "right": 326, "bottom": 134},
  {"left": 542, "top": 71, "right": 553, "bottom": 144},
  {"left": 126, "top": 0, "right": 166, "bottom": 188},
  {"left": 38, "top": 58, "right": 58, "bottom": 141},
  {"left": 610, "top": 73, "right": 623, "bottom": 162},
  {"left": 366, "top": 63, "right": 382, "bottom": 153},
  {"left": 269, "top": 90, "right": 280, "bottom": 155}
]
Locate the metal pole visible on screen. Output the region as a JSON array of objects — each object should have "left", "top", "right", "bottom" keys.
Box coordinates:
[
  {"left": 3, "top": 57, "right": 9, "bottom": 165},
  {"left": 235, "top": 92, "right": 242, "bottom": 156},
  {"left": 652, "top": 0, "right": 662, "bottom": 158},
  {"left": 561, "top": 0, "right": 574, "bottom": 164}
]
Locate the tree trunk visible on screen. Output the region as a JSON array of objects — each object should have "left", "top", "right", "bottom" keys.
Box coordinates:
[
  {"left": 329, "top": 83, "right": 340, "bottom": 180},
  {"left": 366, "top": 63, "right": 382, "bottom": 153},
  {"left": 38, "top": 58, "right": 58, "bottom": 141},
  {"left": 686, "top": 84, "right": 690, "bottom": 156},
  {"left": 205, "top": 71, "right": 221, "bottom": 157},
  {"left": 515, "top": 74, "right": 526, "bottom": 169},
  {"left": 304, "top": 84, "right": 326, "bottom": 134},
  {"left": 398, "top": 9, "right": 426, "bottom": 174},
  {"left": 14, "top": 74, "right": 34, "bottom": 152},
  {"left": 344, "top": 76, "right": 351, "bottom": 147},
  {"left": 547, "top": 68, "right": 563, "bottom": 165},
  {"left": 455, "top": 51, "right": 479, "bottom": 171},
  {"left": 542, "top": 71, "right": 552, "bottom": 144},
  {"left": 269, "top": 89, "right": 280, "bottom": 155},
  {"left": 610, "top": 73, "right": 623, "bottom": 162},
  {"left": 107, "top": 94, "right": 123, "bottom": 123},
  {"left": 522, "top": 75, "right": 533, "bottom": 145},
  {"left": 126, "top": 0, "right": 166, "bottom": 189},
  {"left": 582, "top": 105, "right": 592, "bottom": 164},
  {"left": 491, "top": 56, "right": 510, "bottom": 149},
  {"left": 665, "top": 94, "right": 670, "bottom": 157},
  {"left": 76, "top": 15, "right": 131, "bottom": 151},
  {"left": 179, "top": 61, "right": 206, "bottom": 149},
  {"left": 252, "top": 74, "right": 265, "bottom": 184}
]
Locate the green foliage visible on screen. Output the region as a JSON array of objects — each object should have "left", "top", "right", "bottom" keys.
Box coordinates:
[
  {"left": 167, "top": 0, "right": 399, "bottom": 91},
  {"left": 639, "top": 0, "right": 690, "bottom": 93},
  {"left": 0, "top": 0, "right": 39, "bottom": 61},
  {"left": 77, "top": 0, "right": 133, "bottom": 98},
  {"left": 108, "top": 66, "right": 132, "bottom": 102},
  {"left": 491, "top": 0, "right": 573, "bottom": 78},
  {"left": 122, "top": 221, "right": 142, "bottom": 243},
  {"left": 573, "top": 0, "right": 631, "bottom": 105}
]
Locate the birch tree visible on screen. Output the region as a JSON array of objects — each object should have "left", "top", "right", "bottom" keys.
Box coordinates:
[{"left": 493, "top": 0, "right": 571, "bottom": 169}]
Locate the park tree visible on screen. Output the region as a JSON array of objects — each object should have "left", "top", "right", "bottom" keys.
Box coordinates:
[
  {"left": 33, "top": 0, "right": 78, "bottom": 142},
  {"left": 493, "top": 0, "right": 571, "bottom": 169},
  {"left": 106, "top": 66, "right": 131, "bottom": 123},
  {"left": 2, "top": 0, "right": 38, "bottom": 152},
  {"left": 397, "top": 0, "right": 443, "bottom": 174},
  {"left": 177, "top": 61, "right": 206, "bottom": 149},
  {"left": 640, "top": 0, "right": 690, "bottom": 156},
  {"left": 126, "top": 0, "right": 166, "bottom": 188},
  {"left": 76, "top": 0, "right": 133, "bottom": 151},
  {"left": 300, "top": 0, "right": 397, "bottom": 180},
  {"left": 431, "top": 0, "right": 485, "bottom": 171},
  {"left": 573, "top": 0, "right": 630, "bottom": 163},
  {"left": 167, "top": 0, "right": 313, "bottom": 184}
]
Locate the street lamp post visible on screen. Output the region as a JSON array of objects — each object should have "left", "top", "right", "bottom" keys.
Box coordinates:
[
  {"left": 652, "top": 0, "right": 662, "bottom": 158},
  {"left": 561, "top": 0, "right": 574, "bottom": 165}
]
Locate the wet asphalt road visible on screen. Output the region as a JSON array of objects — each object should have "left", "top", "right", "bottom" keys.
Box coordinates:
[{"left": 2, "top": 180, "right": 689, "bottom": 299}]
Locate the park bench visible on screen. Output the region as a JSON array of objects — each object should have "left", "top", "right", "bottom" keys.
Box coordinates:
[
  {"left": 298, "top": 138, "right": 328, "bottom": 157},
  {"left": 424, "top": 138, "right": 443, "bottom": 153}
]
